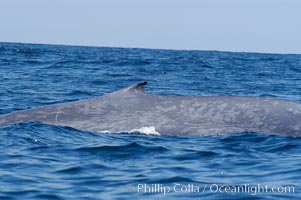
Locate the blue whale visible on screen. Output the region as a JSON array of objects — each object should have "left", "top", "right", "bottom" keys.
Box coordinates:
[{"left": 0, "top": 82, "right": 301, "bottom": 136}]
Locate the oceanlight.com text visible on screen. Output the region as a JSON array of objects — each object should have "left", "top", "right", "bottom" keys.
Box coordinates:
[{"left": 127, "top": 183, "right": 295, "bottom": 196}]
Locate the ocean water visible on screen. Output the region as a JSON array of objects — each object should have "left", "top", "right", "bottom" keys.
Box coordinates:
[{"left": 0, "top": 42, "right": 301, "bottom": 200}]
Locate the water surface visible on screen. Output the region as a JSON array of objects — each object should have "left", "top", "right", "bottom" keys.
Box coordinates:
[{"left": 0, "top": 42, "right": 300, "bottom": 199}]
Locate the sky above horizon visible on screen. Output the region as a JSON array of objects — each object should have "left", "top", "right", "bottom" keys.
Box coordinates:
[{"left": 0, "top": 0, "right": 301, "bottom": 54}]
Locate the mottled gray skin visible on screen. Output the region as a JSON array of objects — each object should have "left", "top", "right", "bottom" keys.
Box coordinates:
[{"left": 0, "top": 82, "right": 301, "bottom": 137}]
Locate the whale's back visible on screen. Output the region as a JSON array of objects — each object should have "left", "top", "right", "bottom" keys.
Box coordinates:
[{"left": 0, "top": 82, "right": 301, "bottom": 137}]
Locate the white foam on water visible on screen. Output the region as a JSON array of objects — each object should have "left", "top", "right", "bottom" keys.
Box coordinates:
[
  {"left": 128, "top": 126, "right": 161, "bottom": 136},
  {"left": 98, "top": 126, "right": 161, "bottom": 136}
]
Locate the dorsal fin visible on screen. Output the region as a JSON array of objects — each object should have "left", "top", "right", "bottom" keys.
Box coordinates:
[
  {"left": 128, "top": 82, "right": 148, "bottom": 92},
  {"left": 106, "top": 82, "right": 148, "bottom": 97}
]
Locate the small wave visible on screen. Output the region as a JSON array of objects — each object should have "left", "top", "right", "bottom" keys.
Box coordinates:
[
  {"left": 174, "top": 149, "right": 219, "bottom": 161},
  {"left": 155, "top": 176, "right": 196, "bottom": 183},
  {"left": 99, "top": 126, "right": 161, "bottom": 136},
  {"left": 33, "top": 194, "right": 64, "bottom": 200},
  {"left": 76, "top": 141, "right": 168, "bottom": 153},
  {"left": 55, "top": 166, "right": 84, "bottom": 174},
  {"left": 66, "top": 90, "right": 93, "bottom": 96}
]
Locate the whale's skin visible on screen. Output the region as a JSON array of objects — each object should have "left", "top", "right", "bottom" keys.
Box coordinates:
[{"left": 0, "top": 82, "right": 301, "bottom": 137}]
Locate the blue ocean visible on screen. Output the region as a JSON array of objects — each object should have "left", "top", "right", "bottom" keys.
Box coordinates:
[{"left": 0, "top": 42, "right": 300, "bottom": 200}]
